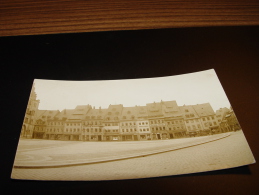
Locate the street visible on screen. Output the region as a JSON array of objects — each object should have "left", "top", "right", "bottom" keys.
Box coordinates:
[{"left": 11, "top": 131, "right": 255, "bottom": 180}]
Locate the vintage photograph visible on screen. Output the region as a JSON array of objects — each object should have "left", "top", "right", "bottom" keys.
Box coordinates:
[{"left": 11, "top": 69, "right": 255, "bottom": 180}]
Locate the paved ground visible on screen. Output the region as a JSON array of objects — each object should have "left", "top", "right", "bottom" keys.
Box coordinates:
[
  {"left": 13, "top": 133, "right": 230, "bottom": 167},
  {"left": 11, "top": 131, "right": 255, "bottom": 180}
]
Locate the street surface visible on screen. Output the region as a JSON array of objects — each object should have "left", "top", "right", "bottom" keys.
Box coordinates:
[
  {"left": 11, "top": 131, "right": 255, "bottom": 180},
  {"left": 13, "top": 133, "right": 229, "bottom": 167}
]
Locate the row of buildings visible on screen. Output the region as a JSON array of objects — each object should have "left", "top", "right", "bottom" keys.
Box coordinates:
[{"left": 20, "top": 85, "right": 241, "bottom": 141}]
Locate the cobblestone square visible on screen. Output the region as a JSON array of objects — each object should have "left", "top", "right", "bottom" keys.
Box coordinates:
[{"left": 11, "top": 131, "right": 255, "bottom": 180}]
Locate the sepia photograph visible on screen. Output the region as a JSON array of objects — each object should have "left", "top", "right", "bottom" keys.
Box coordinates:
[{"left": 11, "top": 69, "right": 255, "bottom": 181}]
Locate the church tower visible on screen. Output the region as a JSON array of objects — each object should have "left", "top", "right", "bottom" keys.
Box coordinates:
[{"left": 21, "top": 82, "right": 40, "bottom": 138}]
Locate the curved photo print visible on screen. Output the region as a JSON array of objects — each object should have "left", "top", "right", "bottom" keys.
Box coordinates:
[{"left": 11, "top": 69, "right": 255, "bottom": 180}]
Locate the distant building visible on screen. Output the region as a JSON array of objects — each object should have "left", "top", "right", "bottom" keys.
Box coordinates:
[
  {"left": 103, "top": 105, "right": 123, "bottom": 141},
  {"left": 215, "top": 107, "right": 231, "bottom": 133},
  {"left": 180, "top": 105, "right": 202, "bottom": 136},
  {"left": 22, "top": 85, "right": 239, "bottom": 142},
  {"left": 225, "top": 107, "right": 241, "bottom": 131},
  {"left": 21, "top": 84, "right": 40, "bottom": 138},
  {"left": 147, "top": 101, "right": 167, "bottom": 139},
  {"left": 163, "top": 101, "right": 187, "bottom": 139},
  {"left": 82, "top": 107, "right": 107, "bottom": 141},
  {"left": 193, "top": 103, "right": 219, "bottom": 134},
  {"left": 33, "top": 110, "right": 59, "bottom": 139},
  {"left": 64, "top": 105, "right": 91, "bottom": 141}
]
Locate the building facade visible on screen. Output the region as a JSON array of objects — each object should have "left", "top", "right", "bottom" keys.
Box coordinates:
[
  {"left": 20, "top": 84, "right": 40, "bottom": 138},
  {"left": 20, "top": 85, "right": 240, "bottom": 141}
]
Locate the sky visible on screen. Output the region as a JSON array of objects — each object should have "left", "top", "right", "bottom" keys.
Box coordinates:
[{"left": 33, "top": 69, "right": 231, "bottom": 112}]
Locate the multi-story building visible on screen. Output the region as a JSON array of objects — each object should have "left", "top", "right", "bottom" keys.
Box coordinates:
[
  {"left": 44, "top": 109, "right": 74, "bottom": 140},
  {"left": 215, "top": 107, "right": 231, "bottom": 133},
  {"left": 21, "top": 84, "right": 40, "bottom": 138},
  {"left": 225, "top": 107, "right": 241, "bottom": 131},
  {"left": 120, "top": 106, "right": 139, "bottom": 141},
  {"left": 163, "top": 101, "right": 187, "bottom": 138},
  {"left": 64, "top": 105, "right": 91, "bottom": 141},
  {"left": 25, "top": 85, "right": 232, "bottom": 142},
  {"left": 135, "top": 106, "right": 151, "bottom": 140},
  {"left": 179, "top": 105, "right": 203, "bottom": 136},
  {"left": 193, "top": 103, "right": 219, "bottom": 134},
  {"left": 82, "top": 107, "right": 107, "bottom": 141},
  {"left": 102, "top": 104, "right": 123, "bottom": 141},
  {"left": 33, "top": 110, "right": 59, "bottom": 139},
  {"left": 147, "top": 101, "right": 168, "bottom": 139}
]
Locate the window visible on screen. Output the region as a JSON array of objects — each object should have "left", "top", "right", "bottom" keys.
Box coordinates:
[
  {"left": 203, "top": 118, "right": 206, "bottom": 121},
  {"left": 213, "top": 122, "right": 217, "bottom": 125},
  {"left": 212, "top": 116, "right": 215, "bottom": 119}
]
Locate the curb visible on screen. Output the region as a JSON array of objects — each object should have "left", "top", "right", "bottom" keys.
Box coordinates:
[{"left": 14, "top": 133, "right": 231, "bottom": 169}]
